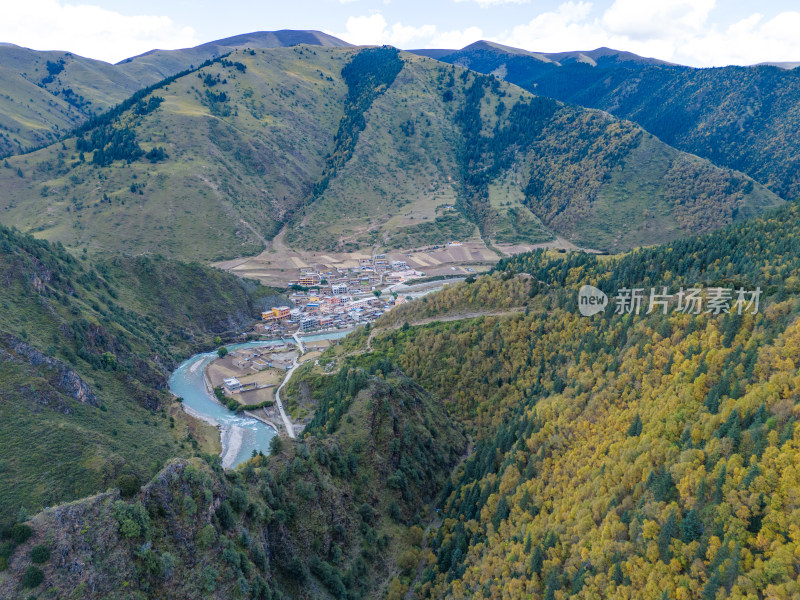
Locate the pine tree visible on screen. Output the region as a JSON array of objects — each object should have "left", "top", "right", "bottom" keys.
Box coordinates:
[
  {"left": 612, "top": 562, "right": 624, "bottom": 586},
  {"left": 658, "top": 511, "right": 678, "bottom": 563},
  {"left": 543, "top": 568, "right": 560, "bottom": 600},
  {"left": 701, "top": 573, "right": 720, "bottom": 600},
  {"left": 680, "top": 508, "right": 703, "bottom": 543},
  {"left": 492, "top": 495, "right": 510, "bottom": 530},
  {"left": 627, "top": 413, "right": 643, "bottom": 437},
  {"left": 529, "top": 545, "right": 544, "bottom": 576},
  {"left": 571, "top": 564, "right": 587, "bottom": 594}
]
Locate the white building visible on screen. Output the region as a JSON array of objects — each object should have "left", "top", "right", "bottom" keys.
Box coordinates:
[
  {"left": 346, "top": 298, "right": 371, "bottom": 311},
  {"left": 223, "top": 377, "right": 241, "bottom": 392}
]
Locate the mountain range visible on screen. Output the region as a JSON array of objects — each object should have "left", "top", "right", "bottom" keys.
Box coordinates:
[
  {"left": 1, "top": 29, "right": 800, "bottom": 600},
  {"left": 417, "top": 40, "right": 800, "bottom": 202},
  {"left": 0, "top": 36, "right": 787, "bottom": 260}
]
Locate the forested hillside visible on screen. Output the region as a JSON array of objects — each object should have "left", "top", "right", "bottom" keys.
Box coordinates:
[
  {"left": 361, "top": 201, "right": 800, "bottom": 598},
  {"left": 427, "top": 43, "right": 800, "bottom": 201},
  {"left": 3, "top": 201, "right": 799, "bottom": 598},
  {"left": 0, "top": 46, "right": 780, "bottom": 259},
  {"left": 0, "top": 361, "right": 466, "bottom": 599},
  {"left": 0, "top": 224, "right": 271, "bottom": 524},
  {"left": 2, "top": 30, "right": 800, "bottom": 600}
]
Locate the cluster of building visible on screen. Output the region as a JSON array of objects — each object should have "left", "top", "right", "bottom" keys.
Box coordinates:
[
  {"left": 231, "top": 345, "right": 295, "bottom": 370},
  {"left": 222, "top": 377, "right": 259, "bottom": 394},
  {"left": 261, "top": 294, "right": 408, "bottom": 335},
  {"left": 261, "top": 255, "right": 422, "bottom": 335},
  {"left": 287, "top": 255, "right": 424, "bottom": 291}
]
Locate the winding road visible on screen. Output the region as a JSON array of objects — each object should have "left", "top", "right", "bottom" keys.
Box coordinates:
[{"left": 273, "top": 333, "right": 307, "bottom": 439}]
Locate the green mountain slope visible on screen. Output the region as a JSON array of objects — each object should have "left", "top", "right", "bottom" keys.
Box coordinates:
[
  {"left": 117, "top": 30, "right": 351, "bottom": 82},
  {"left": 420, "top": 42, "right": 800, "bottom": 201},
  {"left": 0, "top": 361, "right": 466, "bottom": 599},
  {"left": 0, "top": 46, "right": 781, "bottom": 259},
  {"left": 0, "top": 44, "right": 147, "bottom": 155},
  {"left": 0, "top": 31, "right": 350, "bottom": 157},
  {"left": 0, "top": 224, "right": 272, "bottom": 523}
]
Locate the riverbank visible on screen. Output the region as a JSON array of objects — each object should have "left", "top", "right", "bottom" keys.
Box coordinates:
[
  {"left": 169, "top": 346, "right": 279, "bottom": 470},
  {"left": 176, "top": 391, "right": 245, "bottom": 469},
  {"left": 170, "top": 333, "right": 350, "bottom": 469},
  {"left": 220, "top": 425, "right": 245, "bottom": 469},
  {"left": 244, "top": 410, "right": 281, "bottom": 433},
  {"left": 179, "top": 402, "right": 219, "bottom": 428}
]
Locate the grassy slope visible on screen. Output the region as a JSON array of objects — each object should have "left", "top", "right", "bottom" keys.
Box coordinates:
[
  {"left": 116, "top": 30, "right": 351, "bottom": 82},
  {"left": 0, "top": 64, "right": 83, "bottom": 156},
  {"left": 268, "top": 52, "right": 783, "bottom": 252},
  {"left": 287, "top": 52, "right": 469, "bottom": 251},
  {"left": 0, "top": 46, "right": 351, "bottom": 261},
  {"left": 0, "top": 225, "right": 267, "bottom": 523},
  {"left": 0, "top": 45, "right": 147, "bottom": 155},
  {"left": 0, "top": 32, "right": 351, "bottom": 158},
  {"left": 0, "top": 47, "right": 783, "bottom": 260}
]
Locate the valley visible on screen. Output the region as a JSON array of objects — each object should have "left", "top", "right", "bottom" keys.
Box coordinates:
[{"left": 0, "top": 24, "right": 799, "bottom": 600}]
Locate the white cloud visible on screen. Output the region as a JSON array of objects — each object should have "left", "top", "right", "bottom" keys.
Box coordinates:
[
  {"left": 454, "top": 0, "right": 529, "bottom": 7},
  {"left": 490, "top": 0, "right": 800, "bottom": 66},
  {"left": 498, "top": 2, "right": 611, "bottom": 53},
  {"left": 336, "top": 14, "right": 390, "bottom": 45},
  {"left": 334, "top": 14, "right": 485, "bottom": 51},
  {"left": 429, "top": 27, "right": 484, "bottom": 49},
  {"left": 0, "top": 0, "right": 199, "bottom": 63},
  {"left": 681, "top": 11, "right": 800, "bottom": 66},
  {"left": 335, "top": 14, "right": 437, "bottom": 47},
  {"left": 390, "top": 23, "right": 438, "bottom": 47},
  {"left": 601, "top": 0, "right": 715, "bottom": 40}
]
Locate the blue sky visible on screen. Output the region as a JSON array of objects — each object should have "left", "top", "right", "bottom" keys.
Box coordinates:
[{"left": 2, "top": 0, "right": 800, "bottom": 67}]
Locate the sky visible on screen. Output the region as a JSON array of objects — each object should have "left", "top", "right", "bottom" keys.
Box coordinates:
[{"left": 1, "top": 0, "right": 800, "bottom": 67}]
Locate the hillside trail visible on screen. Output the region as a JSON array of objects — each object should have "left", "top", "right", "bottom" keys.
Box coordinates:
[
  {"left": 239, "top": 218, "right": 269, "bottom": 249},
  {"left": 365, "top": 307, "right": 528, "bottom": 351}
]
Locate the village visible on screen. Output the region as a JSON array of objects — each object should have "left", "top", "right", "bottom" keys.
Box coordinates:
[
  {"left": 202, "top": 244, "right": 471, "bottom": 437},
  {"left": 257, "top": 250, "right": 449, "bottom": 336}
]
